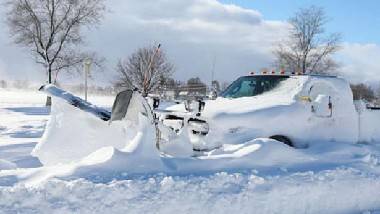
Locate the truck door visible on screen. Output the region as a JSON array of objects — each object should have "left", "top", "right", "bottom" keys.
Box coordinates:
[
  {"left": 309, "top": 82, "right": 336, "bottom": 118},
  {"left": 305, "top": 81, "right": 337, "bottom": 142}
]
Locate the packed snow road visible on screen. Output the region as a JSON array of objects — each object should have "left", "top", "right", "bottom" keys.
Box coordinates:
[{"left": 1, "top": 89, "right": 380, "bottom": 213}]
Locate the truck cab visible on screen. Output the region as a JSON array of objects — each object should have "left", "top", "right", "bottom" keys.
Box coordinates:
[{"left": 159, "top": 73, "right": 376, "bottom": 153}]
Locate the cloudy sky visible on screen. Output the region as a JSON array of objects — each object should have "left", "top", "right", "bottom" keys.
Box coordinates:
[{"left": 0, "top": 0, "right": 379, "bottom": 86}]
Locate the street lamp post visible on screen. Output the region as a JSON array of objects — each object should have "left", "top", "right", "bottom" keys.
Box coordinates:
[{"left": 84, "top": 58, "right": 92, "bottom": 102}]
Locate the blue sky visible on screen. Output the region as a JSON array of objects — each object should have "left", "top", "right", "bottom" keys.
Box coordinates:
[{"left": 220, "top": 0, "right": 380, "bottom": 45}]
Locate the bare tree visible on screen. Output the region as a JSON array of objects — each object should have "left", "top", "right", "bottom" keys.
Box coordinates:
[
  {"left": 5, "top": 0, "right": 106, "bottom": 105},
  {"left": 52, "top": 51, "right": 105, "bottom": 85},
  {"left": 115, "top": 45, "right": 174, "bottom": 97},
  {"left": 375, "top": 83, "right": 380, "bottom": 105},
  {"left": 274, "top": 6, "right": 341, "bottom": 74},
  {"left": 351, "top": 83, "right": 375, "bottom": 102},
  {"left": 0, "top": 80, "right": 8, "bottom": 88},
  {"left": 186, "top": 77, "right": 207, "bottom": 95}
]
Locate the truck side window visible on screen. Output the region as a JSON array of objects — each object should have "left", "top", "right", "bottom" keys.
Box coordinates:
[{"left": 221, "top": 76, "right": 288, "bottom": 98}]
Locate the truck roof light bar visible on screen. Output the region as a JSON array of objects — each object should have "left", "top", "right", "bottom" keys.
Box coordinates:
[{"left": 249, "top": 70, "right": 305, "bottom": 76}]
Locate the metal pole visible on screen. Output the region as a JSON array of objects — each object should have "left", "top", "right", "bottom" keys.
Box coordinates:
[
  {"left": 84, "top": 59, "right": 92, "bottom": 102},
  {"left": 142, "top": 44, "right": 161, "bottom": 96}
]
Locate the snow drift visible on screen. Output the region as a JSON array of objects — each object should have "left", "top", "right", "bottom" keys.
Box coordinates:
[{"left": 32, "top": 98, "right": 128, "bottom": 165}]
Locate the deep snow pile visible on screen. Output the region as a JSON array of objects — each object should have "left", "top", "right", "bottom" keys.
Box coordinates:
[{"left": 32, "top": 98, "right": 128, "bottom": 166}]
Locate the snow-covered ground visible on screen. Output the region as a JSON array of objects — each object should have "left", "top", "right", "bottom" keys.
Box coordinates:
[{"left": 1, "top": 88, "right": 380, "bottom": 213}]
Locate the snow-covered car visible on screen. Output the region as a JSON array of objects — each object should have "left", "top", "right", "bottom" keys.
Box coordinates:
[{"left": 157, "top": 73, "right": 380, "bottom": 152}]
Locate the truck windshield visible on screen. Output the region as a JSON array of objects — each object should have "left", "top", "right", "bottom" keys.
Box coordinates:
[{"left": 220, "top": 76, "right": 289, "bottom": 98}]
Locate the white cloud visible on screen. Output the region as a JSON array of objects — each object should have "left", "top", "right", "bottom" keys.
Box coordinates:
[
  {"left": 84, "top": 0, "right": 290, "bottom": 83},
  {"left": 338, "top": 43, "right": 380, "bottom": 84},
  {"left": 0, "top": 0, "right": 378, "bottom": 86}
]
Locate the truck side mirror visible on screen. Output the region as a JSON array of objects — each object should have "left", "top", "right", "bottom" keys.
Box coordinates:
[{"left": 311, "top": 94, "right": 333, "bottom": 118}]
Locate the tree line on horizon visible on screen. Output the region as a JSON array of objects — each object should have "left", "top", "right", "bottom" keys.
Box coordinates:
[
  {"left": 2, "top": 76, "right": 380, "bottom": 106},
  {"left": 0, "top": 77, "right": 229, "bottom": 99}
]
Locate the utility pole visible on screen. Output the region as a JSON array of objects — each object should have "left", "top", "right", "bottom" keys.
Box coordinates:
[
  {"left": 211, "top": 55, "right": 216, "bottom": 85},
  {"left": 84, "top": 58, "right": 92, "bottom": 102}
]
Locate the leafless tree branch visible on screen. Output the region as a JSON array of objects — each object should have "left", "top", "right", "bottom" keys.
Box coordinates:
[
  {"left": 115, "top": 45, "right": 175, "bottom": 96},
  {"left": 274, "top": 6, "right": 341, "bottom": 74},
  {"left": 5, "top": 0, "right": 106, "bottom": 85}
]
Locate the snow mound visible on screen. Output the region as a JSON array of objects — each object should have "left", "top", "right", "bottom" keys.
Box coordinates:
[
  {"left": 69, "top": 115, "right": 165, "bottom": 178},
  {"left": 32, "top": 98, "right": 128, "bottom": 166}
]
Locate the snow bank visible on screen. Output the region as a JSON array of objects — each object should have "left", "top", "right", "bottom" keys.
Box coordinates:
[
  {"left": 32, "top": 98, "right": 128, "bottom": 166},
  {"left": 69, "top": 114, "right": 165, "bottom": 177},
  {"left": 31, "top": 96, "right": 165, "bottom": 175}
]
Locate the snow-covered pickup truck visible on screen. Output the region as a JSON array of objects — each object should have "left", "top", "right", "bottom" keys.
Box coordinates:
[
  {"left": 38, "top": 73, "right": 380, "bottom": 161},
  {"left": 157, "top": 73, "right": 380, "bottom": 153}
]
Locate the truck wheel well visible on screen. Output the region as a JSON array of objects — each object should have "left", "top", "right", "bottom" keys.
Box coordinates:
[{"left": 270, "top": 135, "right": 293, "bottom": 147}]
